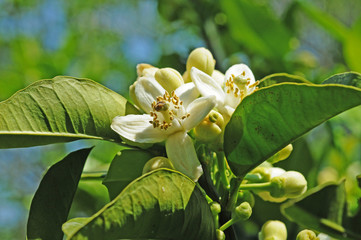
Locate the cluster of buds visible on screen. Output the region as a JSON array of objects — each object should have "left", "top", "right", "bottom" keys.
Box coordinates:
[
  {"left": 113, "top": 47, "right": 314, "bottom": 239},
  {"left": 242, "top": 161, "right": 307, "bottom": 202}
]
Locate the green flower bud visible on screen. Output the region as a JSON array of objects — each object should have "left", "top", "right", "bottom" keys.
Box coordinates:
[
  {"left": 250, "top": 167, "right": 285, "bottom": 183},
  {"left": 270, "top": 171, "right": 307, "bottom": 198},
  {"left": 182, "top": 70, "right": 191, "bottom": 83},
  {"left": 259, "top": 220, "right": 287, "bottom": 240},
  {"left": 232, "top": 202, "right": 252, "bottom": 221},
  {"left": 155, "top": 68, "right": 184, "bottom": 93},
  {"left": 216, "top": 229, "right": 225, "bottom": 240},
  {"left": 194, "top": 110, "right": 224, "bottom": 143},
  {"left": 210, "top": 202, "right": 221, "bottom": 216},
  {"left": 267, "top": 144, "right": 293, "bottom": 164},
  {"left": 296, "top": 229, "right": 318, "bottom": 240},
  {"left": 186, "top": 47, "right": 215, "bottom": 76},
  {"left": 142, "top": 156, "right": 174, "bottom": 174}
]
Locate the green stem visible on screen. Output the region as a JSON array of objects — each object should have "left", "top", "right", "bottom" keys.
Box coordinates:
[
  {"left": 219, "top": 218, "right": 236, "bottom": 231},
  {"left": 205, "top": 194, "right": 214, "bottom": 204},
  {"left": 238, "top": 182, "right": 273, "bottom": 191},
  {"left": 216, "top": 151, "right": 230, "bottom": 189},
  {"left": 225, "top": 177, "right": 243, "bottom": 212},
  {"left": 214, "top": 215, "right": 219, "bottom": 229}
]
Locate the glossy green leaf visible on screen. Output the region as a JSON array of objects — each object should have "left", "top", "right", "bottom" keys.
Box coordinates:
[
  {"left": 0, "top": 76, "right": 137, "bottom": 148},
  {"left": 258, "top": 73, "right": 311, "bottom": 88},
  {"left": 281, "top": 181, "right": 361, "bottom": 240},
  {"left": 102, "top": 149, "right": 154, "bottom": 200},
  {"left": 27, "top": 148, "right": 92, "bottom": 240},
  {"left": 224, "top": 72, "right": 361, "bottom": 177},
  {"left": 64, "top": 169, "right": 216, "bottom": 240}
]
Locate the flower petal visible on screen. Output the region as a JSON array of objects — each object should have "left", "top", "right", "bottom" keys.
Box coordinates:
[
  {"left": 111, "top": 114, "right": 168, "bottom": 143},
  {"left": 224, "top": 89, "right": 241, "bottom": 109},
  {"left": 135, "top": 76, "right": 165, "bottom": 113},
  {"left": 212, "top": 69, "right": 225, "bottom": 87},
  {"left": 183, "top": 96, "right": 216, "bottom": 131},
  {"left": 166, "top": 131, "right": 203, "bottom": 181},
  {"left": 174, "top": 82, "right": 199, "bottom": 107},
  {"left": 190, "top": 67, "right": 225, "bottom": 105},
  {"left": 224, "top": 64, "right": 256, "bottom": 93}
]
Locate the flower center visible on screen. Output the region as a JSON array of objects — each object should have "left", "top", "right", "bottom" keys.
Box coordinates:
[
  {"left": 149, "top": 91, "right": 190, "bottom": 130},
  {"left": 225, "top": 71, "right": 259, "bottom": 100}
]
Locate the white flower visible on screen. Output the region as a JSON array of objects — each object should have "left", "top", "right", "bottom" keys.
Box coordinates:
[
  {"left": 190, "top": 64, "right": 258, "bottom": 120},
  {"left": 111, "top": 76, "right": 215, "bottom": 181}
]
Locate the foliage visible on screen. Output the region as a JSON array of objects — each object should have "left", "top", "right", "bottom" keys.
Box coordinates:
[{"left": 1, "top": 1, "right": 361, "bottom": 240}]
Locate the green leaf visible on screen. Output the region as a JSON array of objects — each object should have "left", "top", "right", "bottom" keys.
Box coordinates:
[
  {"left": 102, "top": 149, "right": 154, "bottom": 200},
  {"left": 0, "top": 76, "right": 137, "bottom": 148},
  {"left": 281, "top": 181, "right": 361, "bottom": 240},
  {"left": 322, "top": 72, "right": 361, "bottom": 88},
  {"left": 27, "top": 148, "right": 92, "bottom": 240},
  {"left": 64, "top": 169, "right": 216, "bottom": 240},
  {"left": 258, "top": 73, "right": 311, "bottom": 88},
  {"left": 224, "top": 72, "right": 361, "bottom": 177}
]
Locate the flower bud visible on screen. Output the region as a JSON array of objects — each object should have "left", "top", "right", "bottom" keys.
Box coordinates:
[
  {"left": 317, "top": 233, "right": 331, "bottom": 240},
  {"left": 210, "top": 202, "right": 221, "bottom": 216},
  {"left": 186, "top": 47, "right": 215, "bottom": 76},
  {"left": 250, "top": 167, "right": 285, "bottom": 183},
  {"left": 216, "top": 229, "right": 225, "bottom": 240},
  {"left": 232, "top": 202, "right": 252, "bottom": 221},
  {"left": 142, "top": 156, "right": 174, "bottom": 174},
  {"left": 267, "top": 144, "right": 293, "bottom": 164},
  {"left": 136, "top": 63, "right": 158, "bottom": 77},
  {"left": 194, "top": 110, "right": 224, "bottom": 143},
  {"left": 249, "top": 167, "right": 287, "bottom": 202},
  {"left": 296, "top": 229, "right": 318, "bottom": 240},
  {"left": 155, "top": 68, "right": 184, "bottom": 93},
  {"left": 259, "top": 220, "right": 287, "bottom": 240},
  {"left": 270, "top": 171, "right": 307, "bottom": 198},
  {"left": 182, "top": 70, "right": 191, "bottom": 83}
]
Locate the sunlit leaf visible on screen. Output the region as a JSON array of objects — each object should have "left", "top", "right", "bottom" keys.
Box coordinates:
[
  {"left": 224, "top": 72, "right": 361, "bottom": 177},
  {"left": 27, "top": 148, "right": 92, "bottom": 240},
  {"left": 64, "top": 169, "right": 216, "bottom": 240},
  {"left": 102, "top": 149, "right": 154, "bottom": 200},
  {"left": 0, "top": 76, "right": 137, "bottom": 148}
]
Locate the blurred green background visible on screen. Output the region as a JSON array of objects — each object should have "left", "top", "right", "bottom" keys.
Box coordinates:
[{"left": 0, "top": 0, "right": 360, "bottom": 239}]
